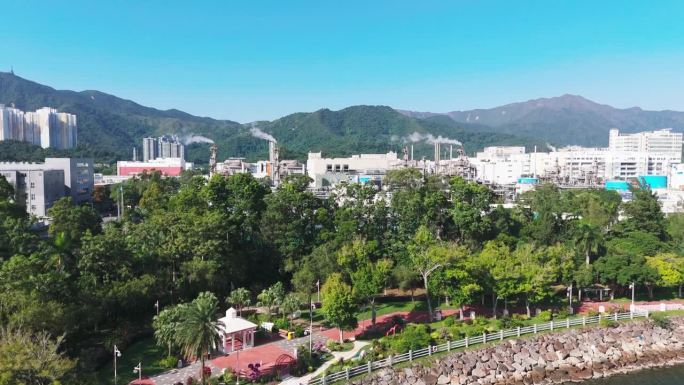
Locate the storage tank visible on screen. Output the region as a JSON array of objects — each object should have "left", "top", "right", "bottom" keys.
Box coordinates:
[
  {"left": 639, "top": 175, "right": 667, "bottom": 189},
  {"left": 605, "top": 180, "right": 630, "bottom": 191}
]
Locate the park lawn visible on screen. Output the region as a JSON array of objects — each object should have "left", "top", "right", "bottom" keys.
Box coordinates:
[
  {"left": 300, "top": 299, "right": 428, "bottom": 325},
  {"left": 96, "top": 337, "right": 168, "bottom": 385},
  {"left": 356, "top": 300, "right": 428, "bottom": 321}
]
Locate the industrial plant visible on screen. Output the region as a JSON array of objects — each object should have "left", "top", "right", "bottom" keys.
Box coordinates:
[{"left": 100, "top": 127, "right": 684, "bottom": 213}]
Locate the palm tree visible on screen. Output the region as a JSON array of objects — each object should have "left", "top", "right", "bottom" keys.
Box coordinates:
[
  {"left": 226, "top": 287, "right": 251, "bottom": 317},
  {"left": 573, "top": 221, "right": 602, "bottom": 266},
  {"left": 280, "top": 293, "right": 301, "bottom": 323},
  {"left": 257, "top": 282, "right": 285, "bottom": 320},
  {"left": 177, "top": 292, "right": 222, "bottom": 385}
]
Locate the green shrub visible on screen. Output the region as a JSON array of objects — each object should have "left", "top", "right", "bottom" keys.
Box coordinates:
[
  {"left": 390, "top": 324, "right": 431, "bottom": 353},
  {"left": 555, "top": 308, "right": 570, "bottom": 320},
  {"left": 326, "top": 340, "right": 341, "bottom": 351},
  {"left": 650, "top": 313, "right": 672, "bottom": 329},
  {"left": 294, "top": 324, "right": 305, "bottom": 337},
  {"left": 496, "top": 316, "right": 524, "bottom": 330},
  {"left": 599, "top": 318, "right": 616, "bottom": 328},
  {"left": 443, "top": 316, "right": 455, "bottom": 327},
  {"left": 274, "top": 317, "right": 290, "bottom": 330},
  {"left": 222, "top": 370, "right": 235, "bottom": 383},
  {"left": 535, "top": 310, "right": 552, "bottom": 322},
  {"left": 158, "top": 355, "right": 178, "bottom": 369},
  {"left": 271, "top": 324, "right": 279, "bottom": 333}
]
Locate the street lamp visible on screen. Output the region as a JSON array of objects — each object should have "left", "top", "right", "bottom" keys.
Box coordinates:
[
  {"left": 113, "top": 345, "right": 122, "bottom": 385},
  {"left": 629, "top": 282, "right": 636, "bottom": 312},
  {"left": 133, "top": 362, "right": 142, "bottom": 382},
  {"left": 567, "top": 284, "right": 573, "bottom": 313},
  {"left": 235, "top": 350, "right": 240, "bottom": 385}
]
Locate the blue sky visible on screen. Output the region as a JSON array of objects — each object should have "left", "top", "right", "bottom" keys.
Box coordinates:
[{"left": 1, "top": 1, "right": 683, "bottom": 122}]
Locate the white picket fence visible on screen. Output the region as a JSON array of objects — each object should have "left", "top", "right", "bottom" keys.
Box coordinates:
[{"left": 308, "top": 310, "right": 650, "bottom": 385}]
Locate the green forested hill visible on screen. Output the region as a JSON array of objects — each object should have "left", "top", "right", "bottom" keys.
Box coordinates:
[
  {"left": 402, "top": 94, "right": 684, "bottom": 147},
  {"left": 0, "top": 72, "right": 543, "bottom": 164}
]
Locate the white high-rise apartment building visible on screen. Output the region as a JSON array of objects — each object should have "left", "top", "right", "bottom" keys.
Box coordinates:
[
  {"left": 141, "top": 135, "right": 185, "bottom": 161},
  {"left": 0, "top": 105, "right": 77, "bottom": 149}
]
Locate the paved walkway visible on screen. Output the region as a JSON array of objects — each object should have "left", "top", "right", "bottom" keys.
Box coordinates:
[
  {"left": 279, "top": 341, "right": 370, "bottom": 385},
  {"left": 150, "top": 360, "right": 220, "bottom": 385}
]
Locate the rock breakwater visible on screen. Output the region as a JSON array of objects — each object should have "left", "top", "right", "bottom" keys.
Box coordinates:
[{"left": 350, "top": 317, "right": 684, "bottom": 385}]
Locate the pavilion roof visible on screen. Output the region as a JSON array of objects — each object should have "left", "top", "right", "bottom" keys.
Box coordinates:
[{"left": 218, "top": 307, "right": 258, "bottom": 334}]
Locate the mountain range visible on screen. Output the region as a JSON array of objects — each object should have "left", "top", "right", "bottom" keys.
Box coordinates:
[
  {"left": 399, "top": 95, "right": 684, "bottom": 146},
  {"left": 1, "top": 72, "right": 683, "bottom": 165}
]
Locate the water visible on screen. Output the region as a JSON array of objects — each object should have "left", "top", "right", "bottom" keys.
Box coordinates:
[{"left": 569, "top": 364, "right": 684, "bottom": 385}]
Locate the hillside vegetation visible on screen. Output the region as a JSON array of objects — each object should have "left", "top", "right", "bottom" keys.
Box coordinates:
[{"left": 0, "top": 72, "right": 544, "bottom": 164}]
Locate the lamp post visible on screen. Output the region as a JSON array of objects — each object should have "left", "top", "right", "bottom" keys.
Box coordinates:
[
  {"left": 309, "top": 300, "right": 314, "bottom": 355},
  {"left": 133, "top": 362, "right": 142, "bottom": 382},
  {"left": 154, "top": 300, "right": 159, "bottom": 316},
  {"left": 235, "top": 349, "right": 240, "bottom": 385},
  {"left": 567, "top": 284, "right": 573, "bottom": 313},
  {"left": 629, "top": 282, "right": 636, "bottom": 312},
  {"left": 113, "top": 345, "right": 121, "bottom": 385}
]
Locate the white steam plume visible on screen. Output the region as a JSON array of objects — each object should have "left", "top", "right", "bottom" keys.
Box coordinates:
[
  {"left": 182, "top": 135, "right": 215, "bottom": 145},
  {"left": 402, "top": 132, "right": 461, "bottom": 146},
  {"left": 249, "top": 124, "right": 277, "bottom": 143},
  {"left": 546, "top": 143, "right": 557, "bottom": 152}
]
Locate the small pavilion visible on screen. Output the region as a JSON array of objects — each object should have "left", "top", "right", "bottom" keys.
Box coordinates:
[{"left": 218, "top": 307, "right": 258, "bottom": 353}]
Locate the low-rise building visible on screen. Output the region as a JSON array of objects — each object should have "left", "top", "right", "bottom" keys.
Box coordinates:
[
  {"left": 0, "top": 168, "right": 65, "bottom": 217},
  {"left": 306, "top": 151, "right": 403, "bottom": 188},
  {"left": 0, "top": 157, "right": 94, "bottom": 217},
  {"left": 117, "top": 158, "right": 193, "bottom": 177}
]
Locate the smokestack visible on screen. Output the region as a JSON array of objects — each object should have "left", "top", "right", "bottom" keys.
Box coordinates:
[
  {"left": 209, "top": 144, "right": 217, "bottom": 176},
  {"left": 133, "top": 147, "right": 137, "bottom": 161},
  {"left": 434, "top": 142, "right": 440, "bottom": 163},
  {"left": 450, "top": 145, "right": 453, "bottom": 159},
  {"left": 411, "top": 145, "right": 414, "bottom": 161},
  {"left": 269, "top": 141, "right": 280, "bottom": 185}
]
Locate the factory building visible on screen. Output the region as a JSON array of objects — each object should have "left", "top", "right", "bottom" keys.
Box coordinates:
[
  {"left": 306, "top": 151, "right": 404, "bottom": 188},
  {"left": 609, "top": 128, "right": 682, "bottom": 159},
  {"left": 117, "top": 157, "right": 193, "bottom": 177}
]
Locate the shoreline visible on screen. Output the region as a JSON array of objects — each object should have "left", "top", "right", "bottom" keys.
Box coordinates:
[
  {"left": 560, "top": 357, "right": 684, "bottom": 384},
  {"left": 349, "top": 316, "right": 684, "bottom": 385}
]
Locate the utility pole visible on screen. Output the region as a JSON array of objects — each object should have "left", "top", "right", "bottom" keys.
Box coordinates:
[
  {"left": 120, "top": 185, "right": 124, "bottom": 218},
  {"left": 116, "top": 185, "right": 121, "bottom": 220}
]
